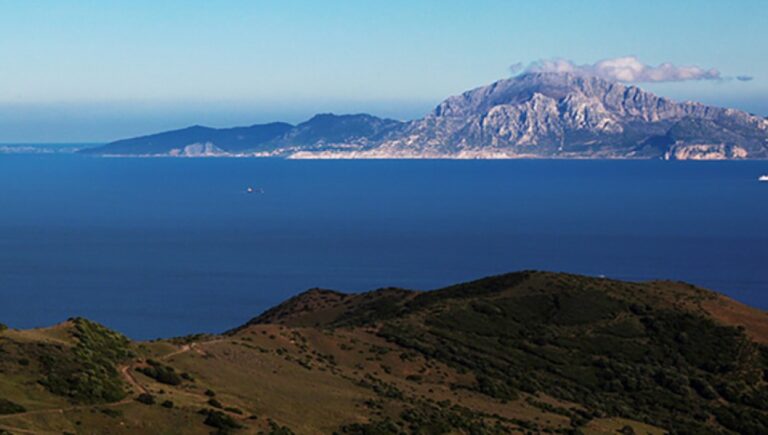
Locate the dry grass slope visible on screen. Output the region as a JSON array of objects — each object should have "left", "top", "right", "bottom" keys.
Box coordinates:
[{"left": 0, "top": 270, "right": 766, "bottom": 434}]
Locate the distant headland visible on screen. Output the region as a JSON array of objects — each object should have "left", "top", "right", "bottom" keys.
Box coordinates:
[{"left": 81, "top": 72, "right": 768, "bottom": 160}]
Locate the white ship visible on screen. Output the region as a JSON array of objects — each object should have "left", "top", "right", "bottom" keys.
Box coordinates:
[{"left": 760, "top": 175, "right": 768, "bottom": 182}]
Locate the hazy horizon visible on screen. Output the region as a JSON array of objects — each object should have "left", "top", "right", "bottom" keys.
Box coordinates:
[
  {"left": 1, "top": 0, "right": 767, "bottom": 142},
  {"left": 2, "top": 90, "right": 767, "bottom": 144}
]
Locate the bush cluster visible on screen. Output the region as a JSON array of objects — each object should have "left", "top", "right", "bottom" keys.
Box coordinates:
[
  {"left": 372, "top": 280, "right": 768, "bottom": 433},
  {"left": 39, "top": 318, "right": 132, "bottom": 403},
  {"left": 137, "top": 359, "right": 183, "bottom": 386},
  {"left": 0, "top": 399, "right": 26, "bottom": 415}
]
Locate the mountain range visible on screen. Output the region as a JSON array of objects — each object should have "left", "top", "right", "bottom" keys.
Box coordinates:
[
  {"left": 1, "top": 271, "right": 767, "bottom": 434},
  {"left": 81, "top": 72, "right": 768, "bottom": 160}
]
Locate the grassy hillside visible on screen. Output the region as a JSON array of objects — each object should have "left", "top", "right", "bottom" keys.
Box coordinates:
[{"left": 1, "top": 271, "right": 766, "bottom": 434}]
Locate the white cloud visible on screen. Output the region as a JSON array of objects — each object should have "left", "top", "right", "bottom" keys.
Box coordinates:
[{"left": 521, "top": 57, "right": 723, "bottom": 83}]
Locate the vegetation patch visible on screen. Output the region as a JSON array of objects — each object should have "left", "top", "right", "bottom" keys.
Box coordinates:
[
  {"left": 370, "top": 276, "right": 768, "bottom": 433},
  {"left": 264, "top": 420, "right": 294, "bottom": 435},
  {"left": 339, "top": 400, "right": 510, "bottom": 434},
  {"left": 137, "top": 359, "right": 183, "bottom": 385},
  {"left": 99, "top": 407, "right": 123, "bottom": 418},
  {"left": 136, "top": 393, "right": 156, "bottom": 405},
  {"left": 38, "top": 318, "right": 132, "bottom": 403},
  {"left": 0, "top": 398, "right": 26, "bottom": 415},
  {"left": 200, "top": 409, "right": 242, "bottom": 432}
]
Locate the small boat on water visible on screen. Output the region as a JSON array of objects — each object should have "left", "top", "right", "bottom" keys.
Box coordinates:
[
  {"left": 760, "top": 175, "right": 768, "bottom": 182},
  {"left": 246, "top": 186, "right": 265, "bottom": 193}
]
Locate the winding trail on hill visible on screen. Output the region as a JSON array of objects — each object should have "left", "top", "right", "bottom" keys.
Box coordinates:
[
  {"left": 0, "top": 340, "right": 221, "bottom": 433},
  {"left": 160, "top": 343, "right": 194, "bottom": 360},
  {"left": 120, "top": 363, "right": 148, "bottom": 395},
  {"left": 157, "top": 340, "right": 223, "bottom": 362},
  {"left": 0, "top": 338, "right": 244, "bottom": 435},
  {"left": 117, "top": 341, "right": 215, "bottom": 394}
]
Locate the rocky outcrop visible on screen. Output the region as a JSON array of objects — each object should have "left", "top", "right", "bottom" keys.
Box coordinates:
[{"left": 358, "top": 72, "right": 768, "bottom": 159}]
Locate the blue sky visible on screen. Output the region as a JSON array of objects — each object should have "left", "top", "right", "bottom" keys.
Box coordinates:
[{"left": 0, "top": 0, "right": 766, "bottom": 142}]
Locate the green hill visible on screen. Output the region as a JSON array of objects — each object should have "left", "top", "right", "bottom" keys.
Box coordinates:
[{"left": 1, "top": 271, "right": 767, "bottom": 434}]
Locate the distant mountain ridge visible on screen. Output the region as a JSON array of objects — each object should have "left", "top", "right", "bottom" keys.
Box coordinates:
[
  {"left": 79, "top": 114, "right": 403, "bottom": 157},
  {"left": 82, "top": 72, "right": 768, "bottom": 159}
]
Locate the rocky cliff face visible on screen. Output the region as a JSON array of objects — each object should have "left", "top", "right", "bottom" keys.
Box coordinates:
[
  {"left": 353, "top": 73, "right": 767, "bottom": 159},
  {"left": 85, "top": 73, "right": 768, "bottom": 159}
]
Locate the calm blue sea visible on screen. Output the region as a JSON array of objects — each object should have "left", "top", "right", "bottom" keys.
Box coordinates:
[{"left": 0, "top": 154, "right": 766, "bottom": 338}]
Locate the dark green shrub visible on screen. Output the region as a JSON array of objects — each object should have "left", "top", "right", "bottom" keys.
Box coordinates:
[
  {"left": 137, "top": 359, "right": 183, "bottom": 386},
  {"left": 405, "top": 374, "right": 422, "bottom": 383},
  {"left": 0, "top": 399, "right": 26, "bottom": 415},
  {"left": 136, "top": 393, "right": 155, "bottom": 405},
  {"left": 202, "top": 410, "right": 242, "bottom": 431},
  {"left": 265, "top": 420, "right": 295, "bottom": 435},
  {"left": 100, "top": 408, "right": 123, "bottom": 418},
  {"left": 690, "top": 377, "right": 718, "bottom": 400},
  {"left": 340, "top": 418, "right": 400, "bottom": 434}
]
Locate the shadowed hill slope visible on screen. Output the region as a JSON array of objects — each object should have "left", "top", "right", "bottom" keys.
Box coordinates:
[{"left": 239, "top": 271, "right": 768, "bottom": 433}]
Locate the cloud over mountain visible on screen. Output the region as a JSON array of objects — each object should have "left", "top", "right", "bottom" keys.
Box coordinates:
[{"left": 521, "top": 56, "right": 722, "bottom": 83}]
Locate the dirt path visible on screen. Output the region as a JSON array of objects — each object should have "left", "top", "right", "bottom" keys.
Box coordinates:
[
  {"left": 120, "top": 363, "right": 148, "bottom": 395},
  {"left": 0, "top": 342, "right": 199, "bottom": 427},
  {"left": 0, "top": 395, "right": 136, "bottom": 421},
  {"left": 117, "top": 341, "right": 208, "bottom": 394},
  {"left": 0, "top": 423, "right": 44, "bottom": 434},
  {"left": 0, "top": 339, "right": 242, "bottom": 433},
  {"left": 161, "top": 339, "right": 223, "bottom": 361},
  {"left": 160, "top": 343, "right": 193, "bottom": 360}
]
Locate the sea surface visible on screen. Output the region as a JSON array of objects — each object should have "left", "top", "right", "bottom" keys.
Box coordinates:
[{"left": 1, "top": 153, "right": 767, "bottom": 339}]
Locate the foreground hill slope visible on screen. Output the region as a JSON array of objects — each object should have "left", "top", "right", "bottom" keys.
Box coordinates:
[
  {"left": 83, "top": 73, "right": 768, "bottom": 159},
  {"left": 1, "top": 271, "right": 767, "bottom": 434}
]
